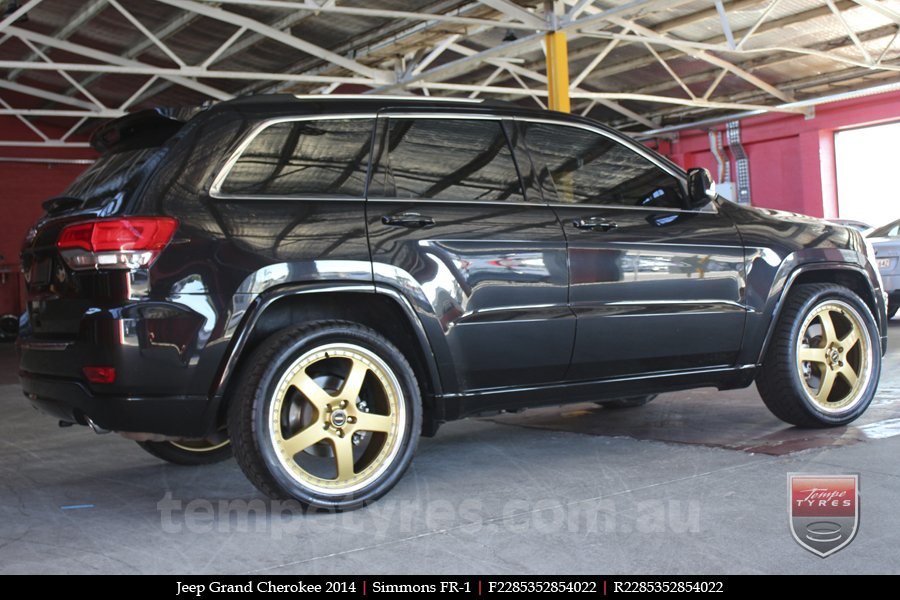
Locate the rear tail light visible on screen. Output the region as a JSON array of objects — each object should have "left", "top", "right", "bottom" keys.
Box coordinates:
[
  {"left": 57, "top": 217, "right": 178, "bottom": 270},
  {"left": 83, "top": 366, "right": 116, "bottom": 384}
]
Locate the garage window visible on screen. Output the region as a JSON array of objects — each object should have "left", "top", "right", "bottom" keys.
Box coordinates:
[{"left": 219, "top": 118, "right": 374, "bottom": 197}]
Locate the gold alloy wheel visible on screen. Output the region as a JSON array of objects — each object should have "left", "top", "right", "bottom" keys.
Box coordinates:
[
  {"left": 796, "top": 299, "right": 872, "bottom": 413},
  {"left": 170, "top": 438, "right": 230, "bottom": 452},
  {"left": 268, "top": 343, "right": 404, "bottom": 495}
]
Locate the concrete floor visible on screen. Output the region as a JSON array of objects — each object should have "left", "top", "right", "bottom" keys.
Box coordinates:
[{"left": 1, "top": 320, "right": 899, "bottom": 574}]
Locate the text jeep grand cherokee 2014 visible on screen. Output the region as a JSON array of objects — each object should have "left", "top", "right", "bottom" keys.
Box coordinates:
[{"left": 18, "top": 95, "right": 888, "bottom": 510}]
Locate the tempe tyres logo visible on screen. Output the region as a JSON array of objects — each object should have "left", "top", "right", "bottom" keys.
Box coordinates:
[{"left": 788, "top": 474, "right": 859, "bottom": 557}]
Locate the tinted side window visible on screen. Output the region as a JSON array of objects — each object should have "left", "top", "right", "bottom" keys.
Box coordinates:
[
  {"left": 372, "top": 118, "right": 524, "bottom": 202},
  {"left": 522, "top": 122, "right": 685, "bottom": 209},
  {"left": 220, "top": 118, "right": 373, "bottom": 197}
]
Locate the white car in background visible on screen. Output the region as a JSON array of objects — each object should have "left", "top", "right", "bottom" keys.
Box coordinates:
[{"left": 867, "top": 218, "right": 900, "bottom": 319}]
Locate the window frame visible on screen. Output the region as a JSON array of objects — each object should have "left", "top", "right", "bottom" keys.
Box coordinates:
[
  {"left": 514, "top": 116, "right": 717, "bottom": 215},
  {"left": 209, "top": 113, "right": 377, "bottom": 201},
  {"left": 367, "top": 112, "right": 536, "bottom": 206}
]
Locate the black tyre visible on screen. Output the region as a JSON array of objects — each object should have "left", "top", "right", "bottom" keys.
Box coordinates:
[
  {"left": 228, "top": 321, "right": 422, "bottom": 511},
  {"left": 757, "top": 283, "right": 880, "bottom": 428},
  {"left": 888, "top": 302, "right": 898, "bottom": 320},
  {"left": 137, "top": 437, "right": 232, "bottom": 466},
  {"left": 596, "top": 394, "right": 658, "bottom": 409}
]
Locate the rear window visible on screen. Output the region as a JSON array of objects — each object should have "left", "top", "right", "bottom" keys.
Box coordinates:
[
  {"left": 64, "top": 147, "right": 164, "bottom": 210},
  {"left": 217, "top": 118, "right": 374, "bottom": 197},
  {"left": 868, "top": 219, "right": 900, "bottom": 238}
]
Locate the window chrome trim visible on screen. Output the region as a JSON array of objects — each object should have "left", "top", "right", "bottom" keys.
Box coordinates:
[
  {"left": 209, "top": 109, "right": 718, "bottom": 216},
  {"left": 377, "top": 112, "right": 505, "bottom": 121},
  {"left": 512, "top": 116, "right": 719, "bottom": 215},
  {"left": 367, "top": 197, "right": 539, "bottom": 208},
  {"left": 293, "top": 94, "right": 484, "bottom": 104},
  {"left": 209, "top": 113, "right": 377, "bottom": 200}
]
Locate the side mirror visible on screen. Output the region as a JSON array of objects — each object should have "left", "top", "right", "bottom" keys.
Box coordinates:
[{"left": 686, "top": 167, "right": 716, "bottom": 208}]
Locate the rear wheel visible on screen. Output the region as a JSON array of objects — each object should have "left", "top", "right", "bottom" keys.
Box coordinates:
[
  {"left": 757, "top": 284, "right": 880, "bottom": 427},
  {"left": 137, "top": 437, "right": 231, "bottom": 466},
  {"left": 229, "top": 321, "right": 421, "bottom": 511},
  {"left": 596, "top": 394, "right": 658, "bottom": 409}
]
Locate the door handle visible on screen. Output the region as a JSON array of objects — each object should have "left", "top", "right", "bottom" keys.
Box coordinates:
[
  {"left": 573, "top": 218, "right": 617, "bottom": 232},
  {"left": 382, "top": 213, "right": 436, "bottom": 229}
]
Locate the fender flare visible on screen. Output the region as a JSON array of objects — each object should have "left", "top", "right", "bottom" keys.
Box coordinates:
[
  {"left": 209, "top": 282, "right": 444, "bottom": 404},
  {"left": 755, "top": 261, "right": 885, "bottom": 365}
]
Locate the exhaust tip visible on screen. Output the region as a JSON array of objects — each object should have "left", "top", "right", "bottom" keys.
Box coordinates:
[{"left": 85, "top": 417, "right": 110, "bottom": 435}]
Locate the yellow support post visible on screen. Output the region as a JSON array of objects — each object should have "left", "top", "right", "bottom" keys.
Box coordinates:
[{"left": 545, "top": 29, "right": 570, "bottom": 113}]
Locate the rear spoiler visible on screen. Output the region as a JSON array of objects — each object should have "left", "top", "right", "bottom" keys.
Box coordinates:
[{"left": 90, "top": 106, "right": 204, "bottom": 153}]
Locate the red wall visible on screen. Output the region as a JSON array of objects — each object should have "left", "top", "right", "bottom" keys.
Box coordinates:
[
  {"left": 0, "top": 117, "right": 95, "bottom": 316},
  {"left": 660, "top": 89, "right": 900, "bottom": 218}
]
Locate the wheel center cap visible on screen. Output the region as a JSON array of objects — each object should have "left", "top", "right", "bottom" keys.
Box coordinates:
[
  {"left": 330, "top": 409, "right": 348, "bottom": 428},
  {"left": 829, "top": 348, "right": 840, "bottom": 364}
]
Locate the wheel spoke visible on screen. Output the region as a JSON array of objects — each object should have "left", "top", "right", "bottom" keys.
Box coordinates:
[
  {"left": 815, "top": 368, "right": 837, "bottom": 403},
  {"left": 289, "top": 370, "right": 333, "bottom": 411},
  {"left": 340, "top": 358, "right": 369, "bottom": 402},
  {"left": 354, "top": 411, "right": 394, "bottom": 433},
  {"left": 799, "top": 347, "right": 827, "bottom": 363},
  {"left": 332, "top": 437, "right": 356, "bottom": 480},
  {"left": 839, "top": 327, "right": 860, "bottom": 352},
  {"left": 838, "top": 363, "right": 860, "bottom": 388},
  {"left": 818, "top": 311, "right": 838, "bottom": 345},
  {"left": 281, "top": 425, "right": 327, "bottom": 457}
]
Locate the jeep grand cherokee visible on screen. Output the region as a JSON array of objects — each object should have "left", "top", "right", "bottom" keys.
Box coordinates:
[{"left": 19, "top": 95, "right": 888, "bottom": 509}]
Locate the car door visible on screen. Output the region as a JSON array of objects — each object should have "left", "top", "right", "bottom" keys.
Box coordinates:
[
  {"left": 517, "top": 118, "right": 746, "bottom": 381},
  {"left": 367, "top": 113, "right": 573, "bottom": 392}
]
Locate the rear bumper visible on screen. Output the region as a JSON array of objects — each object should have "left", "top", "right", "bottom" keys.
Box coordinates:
[{"left": 19, "top": 371, "right": 218, "bottom": 437}]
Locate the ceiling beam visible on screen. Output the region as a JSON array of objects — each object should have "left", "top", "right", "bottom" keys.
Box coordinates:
[
  {"left": 0, "top": 0, "right": 44, "bottom": 34},
  {"left": 525, "top": 0, "right": 857, "bottom": 89},
  {"left": 413, "top": 80, "right": 804, "bottom": 113},
  {"left": 155, "top": 0, "right": 390, "bottom": 81},
  {"left": 631, "top": 23, "right": 899, "bottom": 99},
  {"left": 448, "top": 40, "right": 657, "bottom": 127},
  {"left": 193, "top": 0, "right": 545, "bottom": 30},
  {"left": 851, "top": 0, "right": 900, "bottom": 25},
  {"left": 607, "top": 16, "right": 794, "bottom": 102},
  {"left": 477, "top": 0, "right": 544, "bottom": 28},
  {"left": 0, "top": 59, "right": 376, "bottom": 85},
  {"left": 6, "top": 25, "right": 233, "bottom": 100},
  {"left": 370, "top": 0, "right": 684, "bottom": 93},
  {"left": 8, "top": 0, "right": 108, "bottom": 81},
  {"left": 0, "top": 79, "right": 98, "bottom": 110}
]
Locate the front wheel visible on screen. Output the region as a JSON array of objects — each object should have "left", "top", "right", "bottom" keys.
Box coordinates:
[
  {"left": 229, "top": 321, "right": 422, "bottom": 511},
  {"left": 756, "top": 283, "right": 881, "bottom": 428}
]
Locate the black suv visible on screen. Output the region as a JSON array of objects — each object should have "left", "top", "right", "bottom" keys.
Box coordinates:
[{"left": 19, "top": 95, "right": 888, "bottom": 510}]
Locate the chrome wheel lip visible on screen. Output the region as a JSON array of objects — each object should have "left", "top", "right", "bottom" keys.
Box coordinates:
[
  {"left": 795, "top": 299, "right": 873, "bottom": 415},
  {"left": 169, "top": 439, "right": 230, "bottom": 452},
  {"left": 268, "top": 342, "right": 406, "bottom": 496}
]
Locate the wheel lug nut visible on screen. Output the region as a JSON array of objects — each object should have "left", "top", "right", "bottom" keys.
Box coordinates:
[
  {"left": 340, "top": 400, "right": 348, "bottom": 409},
  {"left": 347, "top": 416, "right": 357, "bottom": 424},
  {"left": 336, "top": 429, "right": 344, "bottom": 438}
]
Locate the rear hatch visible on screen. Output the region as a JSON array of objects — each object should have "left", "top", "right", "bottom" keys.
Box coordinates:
[{"left": 20, "top": 108, "right": 195, "bottom": 339}]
